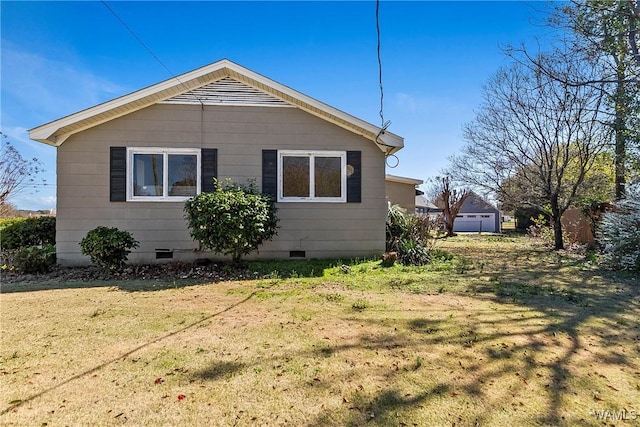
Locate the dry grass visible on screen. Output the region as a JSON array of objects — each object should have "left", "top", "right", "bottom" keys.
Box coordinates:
[{"left": 1, "top": 235, "right": 639, "bottom": 426}]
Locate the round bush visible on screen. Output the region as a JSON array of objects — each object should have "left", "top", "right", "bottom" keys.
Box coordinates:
[
  {"left": 184, "top": 179, "right": 278, "bottom": 263},
  {"left": 79, "top": 226, "right": 139, "bottom": 270}
]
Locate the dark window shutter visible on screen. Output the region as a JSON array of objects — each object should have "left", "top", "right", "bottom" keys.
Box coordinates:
[
  {"left": 262, "top": 150, "right": 278, "bottom": 198},
  {"left": 346, "top": 150, "right": 361, "bottom": 203},
  {"left": 110, "top": 147, "right": 126, "bottom": 202},
  {"left": 201, "top": 148, "right": 218, "bottom": 193}
]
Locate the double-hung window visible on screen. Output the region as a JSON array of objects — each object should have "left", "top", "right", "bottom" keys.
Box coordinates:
[
  {"left": 278, "top": 150, "right": 346, "bottom": 202},
  {"left": 127, "top": 148, "right": 201, "bottom": 201}
]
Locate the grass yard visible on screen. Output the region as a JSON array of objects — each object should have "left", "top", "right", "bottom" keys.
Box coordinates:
[{"left": 1, "top": 235, "right": 639, "bottom": 426}]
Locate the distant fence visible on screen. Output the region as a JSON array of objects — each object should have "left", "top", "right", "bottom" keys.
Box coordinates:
[{"left": 561, "top": 208, "right": 594, "bottom": 244}]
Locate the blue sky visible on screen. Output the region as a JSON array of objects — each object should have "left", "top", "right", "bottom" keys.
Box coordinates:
[{"left": 1, "top": 1, "right": 553, "bottom": 210}]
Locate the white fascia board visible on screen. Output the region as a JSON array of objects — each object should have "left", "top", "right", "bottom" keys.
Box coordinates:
[
  {"left": 28, "top": 60, "right": 235, "bottom": 146},
  {"left": 385, "top": 174, "right": 423, "bottom": 185},
  {"left": 225, "top": 61, "right": 404, "bottom": 153},
  {"left": 29, "top": 59, "right": 405, "bottom": 153}
]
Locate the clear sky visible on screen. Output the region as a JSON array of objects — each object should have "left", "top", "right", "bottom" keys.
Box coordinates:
[{"left": 1, "top": 1, "right": 554, "bottom": 210}]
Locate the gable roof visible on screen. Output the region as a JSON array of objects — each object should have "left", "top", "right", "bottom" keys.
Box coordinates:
[
  {"left": 29, "top": 59, "right": 404, "bottom": 153},
  {"left": 460, "top": 192, "right": 500, "bottom": 214},
  {"left": 415, "top": 194, "right": 441, "bottom": 210}
]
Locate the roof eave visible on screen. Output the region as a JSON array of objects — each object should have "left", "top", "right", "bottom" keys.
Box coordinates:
[
  {"left": 385, "top": 174, "right": 422, "bottom": 185},
  {"left": 29, "top": 59, "right": 405, "bottom": 153}
]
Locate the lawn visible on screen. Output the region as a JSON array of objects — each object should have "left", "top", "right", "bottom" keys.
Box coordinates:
[{"left": 1, "top": 235, "right": 639, "bottom": 426}]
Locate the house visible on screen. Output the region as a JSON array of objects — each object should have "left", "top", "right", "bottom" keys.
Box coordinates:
[
  {"left": 385, "top": 174, "right": 423, "bottom": 212},
  {"left": 29, "top": 59, "right": 404, "bottom": 265},
  {"left": 415, "top": 194, "right": 442, "bottom": 219},
  {"left": 453, "top": 192, "right": 501, "bottom": 233}
]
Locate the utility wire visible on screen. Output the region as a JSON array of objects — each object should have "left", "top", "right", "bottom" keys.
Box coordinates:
[
  {"left": 374, "top": 0, "right": 395, "bottom": 165},
  {"left": 100, "top": 0, "right": 204, "bottom": 106},
  {"left": 376, "top": 0, "right": 385, "bottom": 128}
]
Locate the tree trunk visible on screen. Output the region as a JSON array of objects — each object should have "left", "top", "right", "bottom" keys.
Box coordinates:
[
  {"left": 614, "top": 70, "right": 627, "bottom": 200},
  {"left": 550, "top": 193, "right": 564, "bottom": 250},
  {"left": 444, "top": 215, "right": 455, "bottom": 237},
  {"left": 552, "top": 215, "right": 564, "bottom": 250}
]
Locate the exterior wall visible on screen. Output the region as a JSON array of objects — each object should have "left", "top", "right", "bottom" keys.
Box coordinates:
[
  {"left": 385, "top": 181, "right": 416, "bottom": 212},
  {"left": 459, "top": 195, "right": 501, "bottom": 232},
  {"left": 56, "top": 104, "right": 386, "bottom": 265},
  {"left": 453, "top": 213, "right": 497, "bottom": 233}
]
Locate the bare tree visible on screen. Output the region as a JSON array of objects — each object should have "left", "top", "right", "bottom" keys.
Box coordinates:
[
  {"left": 452, "top": 55, "right": 608, "bottom": 250},
  {"left": 0, "top": 131, "right": 44, "bottom": 204},
  {"left": 508, "top": 0, "right": 640, "bottom": 198},
  {"left": 430, "top": 176, "right": 471, "bottom": 237},
  {"left": 0, "top": 201, "right": 18, "bottom": 218}
]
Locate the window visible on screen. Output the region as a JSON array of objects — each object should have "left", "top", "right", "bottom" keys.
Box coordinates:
[
  {"left": 278, "top": 151, "right": 346, "bottom": 202},
  {"left": 127, "top": 148, "right": 201, "bottom": 201}
]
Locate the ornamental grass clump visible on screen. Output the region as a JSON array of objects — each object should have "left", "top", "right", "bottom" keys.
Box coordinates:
[
  {"left": 184, "top": 179, "right": 278, "bottom": 263},
  {"left": 385, "top": 203, "right": 435, "bottom": 266}
]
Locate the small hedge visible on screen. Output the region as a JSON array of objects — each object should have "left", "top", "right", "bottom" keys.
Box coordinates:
[
  {"left": 0, "top": 216, "right": 56, "bottom": 250},
  {"left": 13, "top": 244, "right": 56, "bottom": 274},
  {"left": 80, "top": 226, "right": 139, "bottom": 270}
]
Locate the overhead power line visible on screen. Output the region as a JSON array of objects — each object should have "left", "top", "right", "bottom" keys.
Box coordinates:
[
  {"left": 376, "top": 0, "right": 385, "bottom": 128},
  {"left": 100, "top": 1, "right": 204, "bottom": 106}
]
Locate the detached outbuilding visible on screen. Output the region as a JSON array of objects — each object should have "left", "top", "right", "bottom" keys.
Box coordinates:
[
  {"left": 385, "top": 174, "right": 423, "bottom": 212},
  {"left": 29, "top": 59, "right": 404, "bottom": 265},
  {"left": 453, "top": 192, "right": 501, "bottom": 233}
]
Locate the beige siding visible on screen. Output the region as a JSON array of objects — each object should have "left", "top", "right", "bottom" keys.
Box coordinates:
[
  {"left": 57, "top": 104, "right": 386, "bottom": 265},
  {"left": 385, "top": 181, "right": 417, "bottom": 212}
]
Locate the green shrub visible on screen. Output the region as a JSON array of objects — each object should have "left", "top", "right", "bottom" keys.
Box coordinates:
[
  {"left": 386, "top": 204, "right": 434, "bottom": 266},
  {"left": 527, "top": 213, "right": 555, "bottom": 247},
  {"left": 0, "top": 216, "right": 55, "bottom": 249},
  {"left": 79, "top": 226, "right": 139, "bottom": 270},
  {"left": 430, "top": 249, "right": 454, "bottom": 262},
  {"left": 13, "top": 244, "right": 56, "bottom": 274},
  {"left": 597, "top": 184, "right": 640, "bottom": 272},
  {"left": 397, "top": 236, "right": 431, "bottom": 266},
  {"left": 352, "top": 298, "right": 369, "bottom": 311},
  {"left": 184, "top": 179, "right": 278, "bottom": 263}
]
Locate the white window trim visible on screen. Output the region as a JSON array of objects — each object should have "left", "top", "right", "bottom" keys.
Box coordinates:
[
  {"left": 127, "top": 147, "right": 201, "bottom": 202},
  {"left": 277, "top": 150, "right": 347, "bottom": 203}
]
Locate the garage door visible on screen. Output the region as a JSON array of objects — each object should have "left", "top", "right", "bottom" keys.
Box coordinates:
[{"left": 453, "top": 213, "right": 496, "bottom": 232}]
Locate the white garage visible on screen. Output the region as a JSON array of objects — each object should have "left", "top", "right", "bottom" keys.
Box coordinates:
[
  {"left": 453, "top": 213, "right": 497, "bottom": 233},
  {"left": 452, "top": 192, "right": 501, "bottom": 233}
]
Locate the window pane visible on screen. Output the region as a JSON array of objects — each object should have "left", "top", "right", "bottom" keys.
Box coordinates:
[
  {"left": 282, "top": 156, "right": 310, "bottom": 197},
  {"left": 314, "top": 156, "right": 341, "bottom": 197},
  {"left": 168, "top": 154, "right": 197, "bottom": 196},
  {"left": 133, "top": 154, "right": 163, "bottom": 196}
]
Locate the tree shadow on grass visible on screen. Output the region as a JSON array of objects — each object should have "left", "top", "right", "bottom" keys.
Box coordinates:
[
  {"left": 310, "top": 384, "right": 451, "bottom": 427},
  {"left": 306, "top": 267, "right": 639, "bottom": 425},
  {"left": 192, "top": 361, "right": 246, "bottom": 381}
]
